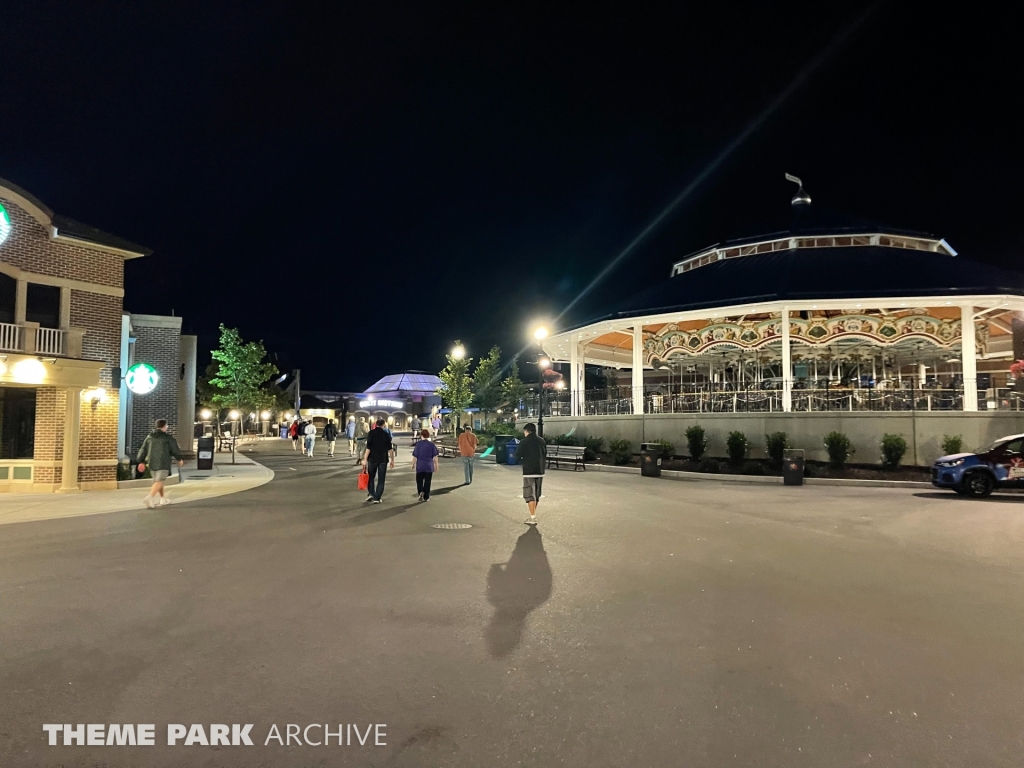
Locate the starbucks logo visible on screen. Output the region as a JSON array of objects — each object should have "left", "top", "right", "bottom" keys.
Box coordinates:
[{"left": 0, "top": 203, "right": 11, "bottom": 246}]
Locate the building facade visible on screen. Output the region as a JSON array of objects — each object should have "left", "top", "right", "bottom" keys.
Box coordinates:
[{"left": 0, "top": 177, "right": 150, "bottom": 492}]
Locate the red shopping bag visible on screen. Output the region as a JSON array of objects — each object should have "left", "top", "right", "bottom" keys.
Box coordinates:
[{"left": 357, "top": 470, "right": 370, "bottom": 491}]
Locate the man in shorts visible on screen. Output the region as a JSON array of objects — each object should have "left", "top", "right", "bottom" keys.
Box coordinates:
[
  {"left": 136, "top": 418, "right": 185, "bottom": 508},
  {"left": 516, "top": 422, "right": 547, "bottom": 524}
]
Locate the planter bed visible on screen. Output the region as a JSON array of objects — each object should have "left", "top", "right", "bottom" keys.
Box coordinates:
[{"left": 590, "top": 454, "right": 930, "bottom": 483}]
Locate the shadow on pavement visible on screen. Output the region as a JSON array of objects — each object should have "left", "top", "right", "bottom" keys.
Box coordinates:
[
  {"left": 428, "top": 484, "right": 463, "bottom": 496},
  {"left": 913, "top": 492, "right": 1024, "bottom": 504},
  {"left": 485, "top": 527, "right": 552, "bottom": 658}
]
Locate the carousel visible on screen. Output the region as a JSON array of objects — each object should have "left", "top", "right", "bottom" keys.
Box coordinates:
[{"left": 540, "top": 177, "right": 1024, "bottom": 416}]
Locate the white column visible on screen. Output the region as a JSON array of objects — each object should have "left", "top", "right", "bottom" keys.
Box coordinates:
[
  {"left": 14, "top": 278, "right": 27, "bottom": 323},
  {"left": 58, "top": 387, "right": 83, "bottom": 493},
  {"left": 577, "top": 339, "right": 586, "bottom": 416},
  {"left": 781, "top": 308, "right": 792, "bottom": 412},
  {"left": 569, "top": 333, "right": 580, "bottom": 417},
  {"left": 961, "top": 304, "right": 978, "bottom": 411},
  {"left": 632, "top": 324, "right": 644, "bottom": 414}
]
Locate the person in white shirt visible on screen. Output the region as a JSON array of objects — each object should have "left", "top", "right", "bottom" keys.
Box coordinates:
[{"left": 303, "top": 421, "right": 317, "bottom": 457}]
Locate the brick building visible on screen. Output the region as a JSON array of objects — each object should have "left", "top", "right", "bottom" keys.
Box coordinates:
[
  {"left": 0, "top": 177, "right": 150, "bottom": 492},
  {"left": 120, "top": 313, "right": 197, "bottom": 459}
]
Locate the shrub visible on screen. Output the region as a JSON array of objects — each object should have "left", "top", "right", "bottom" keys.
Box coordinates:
[
  {"left": 880, "top": 433, "right": 908, "bottom": 468},
  {"left": 651, "top": 439, "right": 675, "bottom": 459},
  {"left": 697, "top": 458, "right": 720, "bottom": 474},
  {"left": 726, "top": 431, "right": 748, "bottom": 466},
  {"left": 942, "top": 434, "right": 963, "bottom": 455},
  {"left": 740, "top": 461, "right": 765, "bottom": 475},
  {"left": 608, "top": 438, "right": 632, "bottom": 465},
  {"left": 823, "top": 431, "right": 854, "bottom": 469},
  {"left": 553, "top": 433, "right": 580, "bottom": 446},
  {"left": 765, "top": 431, "right": 789, "bottom": 469},
  {"left": 583, "top": 435, "right": 604, "bottom": 462},
  {"left": 685, "top": 425, "right": 707, "bottom": 461}
]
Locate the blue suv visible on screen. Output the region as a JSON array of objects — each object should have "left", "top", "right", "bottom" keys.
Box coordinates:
[{"left": 932, "top": 433, "right": 1024, "bottom": 497}]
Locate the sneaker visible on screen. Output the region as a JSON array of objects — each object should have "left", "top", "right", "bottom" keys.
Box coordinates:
[
  {"left": 417, "top": 492, "right": 424, "bottom": 501},
  {"left": 524, "top": 517, "right": 538, "bottom": 525},
  {"left": 159, "top": 497, "right": 172, "bottom": 506},
  {"left": 365, "top": 495, "right": 374, "bottom": 502},
  {"left": 372, "top": 499, "right": 382, "bottom": 504},
  {"left": 142, "top": 495, "right": 155, "bottom": 508}
]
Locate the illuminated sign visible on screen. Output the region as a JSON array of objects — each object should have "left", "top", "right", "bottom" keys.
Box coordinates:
[
  {"left": 125, "top": 362, "right": 159, "bottom": 394},
  {"left": 358, "top": 398, "right": 404, "bottom": 409},
  {"left": 0, "top": 202, "right": 11, "bottom": 246}
]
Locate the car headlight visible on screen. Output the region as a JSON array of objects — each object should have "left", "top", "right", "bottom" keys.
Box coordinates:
[{"left": 938, "top": 458, "right": 966, "bottom": 467}]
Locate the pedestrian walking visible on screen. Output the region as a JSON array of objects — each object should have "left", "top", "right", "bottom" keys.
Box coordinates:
[
  {"left": 322, "top": 419, "right": 339, "bottom": 457},
  {"left": 303, "top": 420, "right": 317, "bottom": 456},
  {"left": 136, "top": 418, "right": 184, "bottom": 508},
  {"left": 354, "top": 416, "right": 369, "bottom": 464},
  {"left": 362, "top": 417, "right": 395, "bottom": 503},
  {"left": 458, "top": 424, "right": 479, "bottom": 484},
  {"left": 411, "top": 428, "right": 439, "bottom": 501},
  {"left": 431, "top": 414, "right": 441, "bottom": 437},
  {"left": 346, "top": 416, "right": 357, "bottom": 455},
  {"left": 517, "top": 422, "right": 547, "bottom": 525},
  {"left": 410, "top": 415, "right": 421, "bottom": 440},
  {"left": 289, "top": 418, "right": 300, "bottom": 451}
]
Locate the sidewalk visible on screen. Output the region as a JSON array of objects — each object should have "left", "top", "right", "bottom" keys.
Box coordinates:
[{"left": 0, "top": 452, "right": 273, "bottom": 527}]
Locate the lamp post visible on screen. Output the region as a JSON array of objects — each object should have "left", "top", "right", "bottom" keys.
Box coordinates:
[
  {"left": 261, "top": 410, "right": 271, "bottom": 437},
  {"left": 451, "top": 343, "right": 466, "bottom": 432},
  {"left": 532, "top": 325, "right": 550, "bottom": 437},
  {"left": 229, "top": 409, "right": 240, "bottom": 464},
  {"left": 200, "top": 408, "right": 212, "bottom": 437}
]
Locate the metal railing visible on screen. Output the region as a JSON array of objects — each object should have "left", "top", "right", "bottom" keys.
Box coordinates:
[
  {"left": 0, "top": 322, "right": 21, "bottom": 352},
  {"left": 522, "top": 384, "right": 1024, "bottom": 416},
  {"left": 35, "top": 327, "right": 64, "bottom": 355}
]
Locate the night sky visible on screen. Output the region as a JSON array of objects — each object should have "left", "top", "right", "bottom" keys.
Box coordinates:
[{"left": 2, "top": 4, "right": 1021, "bottom": 390}]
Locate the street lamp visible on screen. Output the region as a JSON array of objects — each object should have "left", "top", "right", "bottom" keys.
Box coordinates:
[
  {"left": 261, "top": 410, "right": 271, "bottom": 437},
  {"left": 537, "top": 354, "right": 551, "bottom": 437},
  {"left": 533, "top": 324, "right": 549, "bottom": 340},
  {"left": 200, "top": 408, "right": 212, "bottom": 438},
  {"left": 228, "top": 410, "right": 240, "bottom": 464},
  {"left": 451, "top": 343, "right": 466, "bottom": 431}
]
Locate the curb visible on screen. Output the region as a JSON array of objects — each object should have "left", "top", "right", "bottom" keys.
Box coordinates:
[
  {"left": 587, "top": 463, "right": 933, "bottom": 489},
  {"left": 117, "top": 474, "right": 181, "bottom": 490}
]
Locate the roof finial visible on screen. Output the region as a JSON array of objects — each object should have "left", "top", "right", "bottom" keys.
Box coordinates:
[{"left": 785, "top": 173, "right": 811, "bottom": 206}]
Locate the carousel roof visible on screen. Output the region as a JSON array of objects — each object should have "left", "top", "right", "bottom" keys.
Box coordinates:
[
  {"left": 600, "top": 245, "right": 1024, "bottom": 322},
  {"left": 364, "top": 371, "right": 442, "bottom": 396}
]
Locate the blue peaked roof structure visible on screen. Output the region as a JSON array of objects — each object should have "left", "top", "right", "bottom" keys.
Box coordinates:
[{"left": 363, "top": 371, "right": 442, "bottom": 397}]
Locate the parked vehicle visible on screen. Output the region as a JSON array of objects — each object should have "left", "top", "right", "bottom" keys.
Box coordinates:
[{"left": 931, "top": 433, "right": 1024, "bottom": 497}]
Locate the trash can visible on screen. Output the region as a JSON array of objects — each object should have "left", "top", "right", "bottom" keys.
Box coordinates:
[
  {"left": 197, "top": 435, "right": 215, "bottom": 471},
  {"left": 783, "top": 449, "right": 804, "bottom": 486},
  {"left": 506, "top": 438, "right": 520, "bottom": 465},
  {"left": 493, "top": 434, "right": 515, "bottom": 465},
  {"left": 641, "top": 448, "right": 662, "bottom": 477}
]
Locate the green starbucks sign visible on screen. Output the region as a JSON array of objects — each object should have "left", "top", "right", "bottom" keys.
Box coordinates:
[
  {"left": 0, "top": 202, "right": 11, "bottom": 246},
  {"left": 125, "top": 362, "right": 160, "bottom": 395}
]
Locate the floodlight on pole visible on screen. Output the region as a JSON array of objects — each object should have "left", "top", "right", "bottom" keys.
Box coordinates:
[
  {"left": 200, "top": 408, "right": 212, "bottom": 420},
  {"left": 533, "top": 325, "right": 549, "bottom": 340},
  {"left": 451, "top": 344, "right": 466, "bottom": 360}
]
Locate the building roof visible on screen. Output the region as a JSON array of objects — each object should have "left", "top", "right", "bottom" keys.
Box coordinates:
[
  {"left": 601, "top": 246, "right": 1024, "bottom": 322},
  {"left": 364, "top": 371, "right": 442, "bottom": 396},
  {"left": 0, "top": 176, "right": 152, "bottom": 257}
]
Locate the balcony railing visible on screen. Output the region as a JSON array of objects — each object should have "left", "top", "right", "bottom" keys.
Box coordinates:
[
  {"left": 519, "top": 383, "right": 1024, "bottom": 417},
  {"left": 0, "top": 322, "right": 80, "bottom": 357},
  {"left": 0, "top": 322, "right": 21, "bottom": 352}
]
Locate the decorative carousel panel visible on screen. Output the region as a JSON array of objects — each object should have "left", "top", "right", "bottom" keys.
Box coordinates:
[{"left": 644, "top": 313, "right": 970, "bottom": 364}]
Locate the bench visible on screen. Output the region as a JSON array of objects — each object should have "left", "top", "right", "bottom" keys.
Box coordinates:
[
  {"left": 546, "top": 444, "right": 586, "bottom": 471},
  {"left": 437, "top": 439, "right": 460, "bottom": 458}
]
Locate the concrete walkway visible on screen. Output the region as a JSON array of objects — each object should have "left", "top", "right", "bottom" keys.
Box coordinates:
[{"left": 0, "top": 450, "right": 273, "bottom": 527}]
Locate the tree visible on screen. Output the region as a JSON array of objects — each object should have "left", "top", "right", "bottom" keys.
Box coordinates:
[
  {"left": 472, "top": 346, "right": 504, "bottom": 419},
  {"left": 501, "top": 360, "right": 529, "bottom": 412},
  {"left": 437, "top": 341, "right": 473, "bottom": 430},
  {"left": 207, "top": 325, "right": 279, "bottom": 413}
]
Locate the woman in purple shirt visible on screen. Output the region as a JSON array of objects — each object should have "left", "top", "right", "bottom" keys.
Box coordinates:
[{"left": 411, "top": 429, "right": 440, "bottom": 501}]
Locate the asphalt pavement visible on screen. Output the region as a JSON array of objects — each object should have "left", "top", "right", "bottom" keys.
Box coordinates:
[{"left": 3, "top": 438, "right": 1024, "bottom": 767}]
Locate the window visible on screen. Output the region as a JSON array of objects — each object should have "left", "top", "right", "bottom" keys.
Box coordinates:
[
  {"left": 0, "top": 273, "right": 15, "bottom": 324},
  {"left": 0, "top": 387, "right": 36, "bottom": 459},
  {"left": 26, "top": 283, "right": 60, "bottom": 328}
]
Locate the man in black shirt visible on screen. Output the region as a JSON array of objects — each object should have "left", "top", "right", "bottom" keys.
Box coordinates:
[
  {"left": 516, "top": 422, "right": 547, "bottom": 525},
  {"left": 362, "top": 418, "right": 395, "bottom": 503}
]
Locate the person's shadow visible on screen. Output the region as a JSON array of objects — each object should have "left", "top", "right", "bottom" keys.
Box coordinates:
[{"left": 484, "top": 527, "right": 553, "bottom": 658}]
